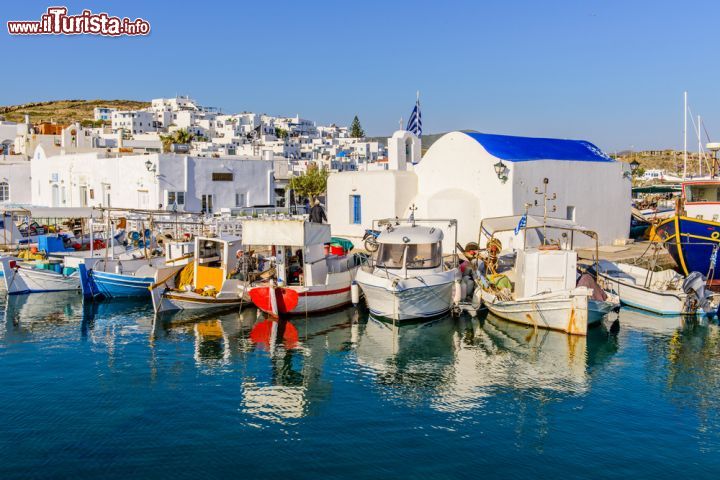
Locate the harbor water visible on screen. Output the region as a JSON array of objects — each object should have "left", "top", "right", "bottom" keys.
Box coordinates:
[{"left": 1, "top": 293, "right": 719, "bottom": 478}]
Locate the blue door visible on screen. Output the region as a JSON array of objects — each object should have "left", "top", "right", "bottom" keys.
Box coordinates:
[{"left": 351, "top": 195, "right": 361, "bottom": 224}]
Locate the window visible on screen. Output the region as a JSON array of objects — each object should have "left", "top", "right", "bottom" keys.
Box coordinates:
[
  {"left": 201, "top": 194, "right": 214, "bottom": 213},
  {"left": 376, "top": 244, "right": 405, "bottom": 269},
  {"left": 235, "top": 192, "right": 246, "bottom": 207},
  {"left": 685, "top": 184, "right": 720, "bottom": 204},
  {"left": 168, "top": 191, "right": 185, "bottom": 205},
  {"left": 566, "top": 206, "right": 576, "bottom": 222},
  {"left": 212, "top": 172, "right": 233, "bottom": 181},
  {"left": 0, "top": 182, "right": 8, "bottom": 202},
  {"left": 350, "top": 194, "right": 361, "bottom": 224},
  {"left": 405, "top": 243, "right": 441, "bottom": 269}
]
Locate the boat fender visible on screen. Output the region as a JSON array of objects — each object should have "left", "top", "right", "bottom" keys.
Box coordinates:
[
  {"left": 453, "top": 280, "right": 462, "bottom": 304},
  {"left": 115, "top": 261, "right": 123, "bottom": 274},
  {"left": 351, "top": 281, "right": 360, "bottom": 306}
]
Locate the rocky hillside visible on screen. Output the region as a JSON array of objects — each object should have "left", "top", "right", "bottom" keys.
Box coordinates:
[{"left": 0, "top": 99, "right": 150, "bottom": 124}]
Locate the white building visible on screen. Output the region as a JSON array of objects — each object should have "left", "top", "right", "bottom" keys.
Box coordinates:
[
  {"left": 31, "top": 147, "right": 276, "bottom": 213},
  {"left": 0, "top": 157, "right": 31, "bottom": 205},
  {"left": 328, "top": 130, "right": 631, "bottom": 247},
  {"left": 93, "top": 107, "right": 117, "bottom": 121},
  {"left": 111, "top": 110, "right": 156, "bottom": 135}
]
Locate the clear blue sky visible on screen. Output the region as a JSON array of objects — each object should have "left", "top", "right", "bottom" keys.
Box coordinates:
[{"left": 1, "top": 0, "right": 718, "bottom": 151}]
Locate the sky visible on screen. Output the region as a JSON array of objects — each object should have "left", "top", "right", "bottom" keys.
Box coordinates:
[{"left": 0, "top": 0, "right": 718, "bottom": 152}]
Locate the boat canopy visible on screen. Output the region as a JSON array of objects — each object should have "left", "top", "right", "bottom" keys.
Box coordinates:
[
  {"left": 2, "top": 207, "right": 104, "bottom": 219},
  {"left": 481, "top": 215, "right": 595, "bottom": 237},
  {"left": 378, "top": 225, "right": 444, "bottom": 245},
  {"left": 632, "top": 184, "right": 681, "bottom": 195},
  {"left": 241, "top": 219, "right": 331, "bottom": 246}
]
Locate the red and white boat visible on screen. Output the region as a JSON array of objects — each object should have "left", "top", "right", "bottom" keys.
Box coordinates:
[{"left": 242, "top": 219, "right": 364, "bottom": 317}]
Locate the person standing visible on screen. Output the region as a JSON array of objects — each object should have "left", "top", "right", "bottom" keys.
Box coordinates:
[{"left": 309, "top": 199, "right": 327, "bottom": 223}]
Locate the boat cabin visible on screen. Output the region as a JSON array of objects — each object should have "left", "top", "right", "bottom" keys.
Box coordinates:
[
  {"left": 192, "top": 236, "right": 242, "bottom": 291},
  {"left": 479, "top": 215, "right": 599, "bottom": 297},
  {"left": 241, "top": 219, "right": 354, "bottom": 288},
  {"left": 682, "top": 180, "right": 720, "bottom": 221},
  {"left": 373, "top": 224, "right": 446, "bottom": 278}
]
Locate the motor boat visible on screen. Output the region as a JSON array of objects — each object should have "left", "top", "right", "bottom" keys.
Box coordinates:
[{"left": 355, "top": 219, "right": 460, "bottom": 321}]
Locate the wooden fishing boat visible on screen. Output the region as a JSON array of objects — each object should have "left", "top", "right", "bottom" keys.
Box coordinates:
[
  {"left": 149, "top": 236, "right": 249, "bottom": 313},
  {"left": 0, "top": 256, "right": 80, "bottom": 294},
  {"left": 471, "top": 215, "right": 616, "bottom": 335},
  {"left": 78, "top": 241, "right": 194, "bottom": 299},
  {"left": 655, "top": 179, "right": 720, "bottom": 285},
  {"left": 243, "top": 219, "right": 364, "bottom": 317}
]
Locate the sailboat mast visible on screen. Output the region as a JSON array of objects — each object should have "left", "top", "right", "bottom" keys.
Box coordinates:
[
  {"left": 699, "top": 115, "right": 703, "bottom": 177},
  {"left": 684, "top": 91, "right": 688, "bottom": 179}
]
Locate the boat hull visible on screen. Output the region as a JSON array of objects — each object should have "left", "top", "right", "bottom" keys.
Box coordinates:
[
  {"left": 85, "top": 269, "right": 155, "bottom": 299},
  {"left": 0, "top": 257, "right": 80, "bottom": 294},
  {"left": 598, "top": 269, "right": 692, "bottom": 315},
  {"left": 355, "top": 269, "right": 457, "bottom": 321},
  {"left": 156, "top": 292, "right": 246, "bottom": 312},
  {"left": 479, "top": 288, "right": 594, "bottom": 335},
  {"left": 656, "top": 215, "right": 720, "bottom": 284},
  {"left": 249, "top": 284, "right": 352, "bottom": 316}
]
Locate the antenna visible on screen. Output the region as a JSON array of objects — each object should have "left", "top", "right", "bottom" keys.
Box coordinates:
[{"left": 532, "top": 178, "right": 557, "bottom": 244}]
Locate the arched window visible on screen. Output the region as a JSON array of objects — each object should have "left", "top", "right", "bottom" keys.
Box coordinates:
[{"left": 0, "top": 182, "right": 9, "bottom": 202}]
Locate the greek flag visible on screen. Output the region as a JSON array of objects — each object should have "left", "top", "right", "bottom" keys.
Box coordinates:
[
  {"left": 406, "top": 98, "right": 422, "bottom": 137},
  {"left": 514, "top": 213, "right": 527, "bottom": 235}
]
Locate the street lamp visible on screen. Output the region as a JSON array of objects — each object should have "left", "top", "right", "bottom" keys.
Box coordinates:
[
  {"left": 493, "top": 160, "right": 509, "bottom": 183},
  {"left": 630, "top": 159, "right": 640, "bottom": 173}
]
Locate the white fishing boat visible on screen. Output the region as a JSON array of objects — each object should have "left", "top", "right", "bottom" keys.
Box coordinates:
[
  {"left": 0, "top": 256, "right": 80, "bottom": 294},
  {"left": 149, "top": 236, "right": 248, "bottom": 313},
  {"left": 244, "top": 219, "right": 364, "bottom": 316},
  {"left": 595, "top": 260, "right": 716, "bottom": 315},
  {"left": 471, "top": 215, "right": 617, "bottom": 335},
  {"left": 355, "top": 219, "right": 460, "bottom": 321}
]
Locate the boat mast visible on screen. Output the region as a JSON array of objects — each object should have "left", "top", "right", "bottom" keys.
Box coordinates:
[
  {"left": 684, "top": 91, "right": 688, "bottom": 179},
  {"left": 698, "top": 115, "right": 702, "bottom": 177}
]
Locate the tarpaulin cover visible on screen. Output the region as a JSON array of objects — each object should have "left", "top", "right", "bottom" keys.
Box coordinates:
[{"left": 241, "top": 219, "right": 331, "bottom": 246}]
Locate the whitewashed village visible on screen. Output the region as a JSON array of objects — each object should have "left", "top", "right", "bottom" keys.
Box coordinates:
[{"left": 0, "top": 92, "right": 717, "bottom": 336}]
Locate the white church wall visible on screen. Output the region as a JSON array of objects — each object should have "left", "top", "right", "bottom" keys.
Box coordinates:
[{"left": 327, "top": 170, "right": 418, "bottom": 238}]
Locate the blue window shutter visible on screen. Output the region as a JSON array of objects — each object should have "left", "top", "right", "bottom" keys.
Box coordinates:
[{"left": 351, "top": 195, "right": 361, "bottom": 224}]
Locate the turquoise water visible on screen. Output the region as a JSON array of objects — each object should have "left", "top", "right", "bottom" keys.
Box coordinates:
[{"left": 1, "top": 292, "right": 719, "bottom": 479}]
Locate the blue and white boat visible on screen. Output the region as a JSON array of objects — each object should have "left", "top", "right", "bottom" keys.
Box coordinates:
[
  {"left": 656, "top": 179, "right": 720, "bottom": 285},
  {"left": 78, "top": 241, "right": 194, "bottom": 300}
]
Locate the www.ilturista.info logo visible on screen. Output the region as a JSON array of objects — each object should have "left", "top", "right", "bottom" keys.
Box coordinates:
[{"left": 7, "top": 7, "right": 150, "bottom": 36}]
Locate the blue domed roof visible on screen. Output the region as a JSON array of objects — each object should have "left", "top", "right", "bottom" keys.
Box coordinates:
[{"left": 462, "top": 131, "right": 613, "bottom": 163}]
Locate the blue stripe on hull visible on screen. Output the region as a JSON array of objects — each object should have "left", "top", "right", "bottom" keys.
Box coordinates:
[{"left": 657, "top": 217, "right": 720, "bottom": 278}]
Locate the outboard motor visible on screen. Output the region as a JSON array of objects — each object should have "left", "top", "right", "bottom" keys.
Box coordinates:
[{"left": 681, "top": 271, "right": 714, "bottom": 314}]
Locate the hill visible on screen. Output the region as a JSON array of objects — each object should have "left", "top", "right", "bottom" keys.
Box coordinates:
[{"left": 0, "top": 99, "right": 150, "bottom": 124}]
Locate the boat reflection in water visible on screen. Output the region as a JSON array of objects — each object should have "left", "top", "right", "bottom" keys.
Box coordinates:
[
  {"left": 239, "top": 308, "right": 358, "bottom": 425},
  {"left": 356, "top": 312, "right": 619, "bottom": 413},
  {"left": 617, "top": 306, "right": 720, "bottom": 444},
  {"left": 2, "top": 291, "right": 83, "bottom": 341}
]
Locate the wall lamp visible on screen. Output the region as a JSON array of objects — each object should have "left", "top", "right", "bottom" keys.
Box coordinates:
[
  {"left": 623, "top": 159, "right": 640, "bottom": 179},
  {"left": 493, "top": 160, "right": 509, "bottom": 183},
  {"left": 145, "top": 159, "right": 157, "bottom": 173}
]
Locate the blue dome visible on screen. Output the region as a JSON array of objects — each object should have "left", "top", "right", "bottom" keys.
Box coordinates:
[{"left": 462, "top": 131, "right": 613, "bottom": 163}]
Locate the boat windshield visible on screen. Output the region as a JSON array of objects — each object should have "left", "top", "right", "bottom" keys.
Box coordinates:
[
  {"left": 406, "top": 242, "right": 441, "bottom": 269},
  {"left": 685, "top": 183, "right": 720, "bottom": 203},
  {"left": 376, "top": 243, "right": 405, "bottom": 269}
]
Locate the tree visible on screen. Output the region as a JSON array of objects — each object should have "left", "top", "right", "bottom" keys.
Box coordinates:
[
  {"left": 350, "top": 115, "right": 365, "bottom": 138},
  {"left": 288, "top": 163, "right": 329, "bottom": 202},
  {"left": 275, "top": 127, "right": 289, "bottom": 139},
  {"left": 160, "top": 128, "right": 195, "bottom": 152}
]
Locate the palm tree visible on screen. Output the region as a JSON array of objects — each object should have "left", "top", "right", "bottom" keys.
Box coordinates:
[{"left": 160, "top": 128, "right": 195, "bottom": 153}]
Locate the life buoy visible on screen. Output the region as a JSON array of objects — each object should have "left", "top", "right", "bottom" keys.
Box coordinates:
[{"left": 712, "top": 231, "right": 720, "bottom": 240}]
